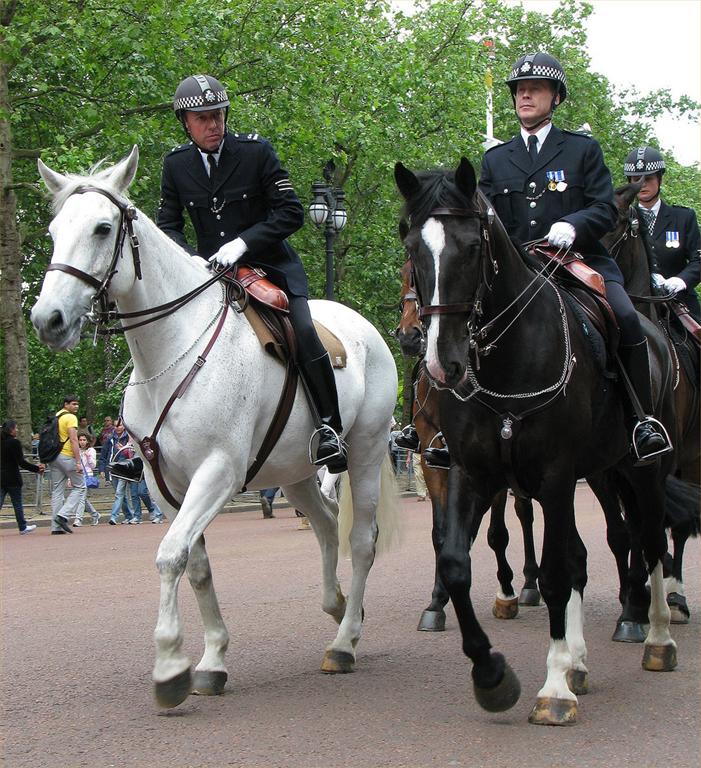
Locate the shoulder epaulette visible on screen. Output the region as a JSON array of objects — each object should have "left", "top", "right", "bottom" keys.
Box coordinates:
[
  {"left": 562, "top": 128, "right": 591, "bottom": 139},
  {"left": 232, "top": 132, "right": 261, "bottom": 142},
  {"left": 485, "top": 135, "right": 516, "bottom": 153},
  {"left": 169, "top": 142, "right": 192, "bottom": 154},
  {"left": 670, "top": 204, "right": 692, "bottom": 212}
]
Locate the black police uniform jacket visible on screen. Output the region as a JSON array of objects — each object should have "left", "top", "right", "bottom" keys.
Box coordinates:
[
  {"left": 157, "top": 132, "right": 309, "bottom": 297},
  {"left": 638, "top": 200, "right": 700, "bottom": 320},
  {"left": 479, "top": 125, "right": 622, "bottom": 283}
]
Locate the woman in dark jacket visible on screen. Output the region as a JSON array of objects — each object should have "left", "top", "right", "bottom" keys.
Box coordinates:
[{"left": 1, "top": 420, "right": 45, "bottom": 534}]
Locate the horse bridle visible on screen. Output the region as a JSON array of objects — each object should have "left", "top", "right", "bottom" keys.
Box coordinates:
[
  {"left": 411, "top": 206, "right": 496, "bottom": 325},
  {"left": 47, "top": 186, "right": 143, "bottom": 321},
  {"left": 46, "top": 186, "right": 232, "bottom": 334}
]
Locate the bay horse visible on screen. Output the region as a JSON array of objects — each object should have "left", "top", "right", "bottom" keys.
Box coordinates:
[
  {"left": 604, "top": 182, "right": 700, "bottom": 627},
  {"left": 395, "top": 157, "right": 678, "bottom": 725},
  {"left": 31, "top": 147, "right": 400, "bottom": 709},
  {"left": 397, "top": 261, "right": 540, "bottom": 633}
]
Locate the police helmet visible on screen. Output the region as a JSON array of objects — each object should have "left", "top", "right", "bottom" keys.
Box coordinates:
[
  {"left": 624, "top": 147, "right": 666, "bottom": 178},
  {"left": 173, "top": 74, "right": 230, "bottom": 120},
  {"left": 506, "top": 52, "right": 567, "bottom": 103}
]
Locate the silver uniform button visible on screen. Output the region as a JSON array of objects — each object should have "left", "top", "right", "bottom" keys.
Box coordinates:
[
  {"left": 242, "top": 193, "right": 247, "bottom": 199},
  {"left": 220, "top": 232, "right": 225, "bottom": 237},
  {"left": 213, "top": 197, "right": 217, "bottom": 203},
  {"left": 530, "top": 220, "right": 537, "bottom": 227},
  {"left": 189, "top": 201, "right": 194, "bottom": 206},
  {"left": 529, "top": 181, "right": 536, "bottom": 190},
  {"left": 503, "top": 188, "right": 509, "bottom": 193},
  {"left": 529, "top": 201, "right": 536, "bottom": 208},
  {"left": 216, "top": 214, "right": 221, "bottom": 220}
]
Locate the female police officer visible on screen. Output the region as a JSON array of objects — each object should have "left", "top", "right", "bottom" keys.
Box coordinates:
[
  {"left": 624, "top": 146, "right": 700, "bottom": 321},
  {"left": 157, "top": 74, "right": 346, "bottom": 472}
]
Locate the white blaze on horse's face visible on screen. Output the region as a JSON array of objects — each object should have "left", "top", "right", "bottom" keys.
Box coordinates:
[
  {"left": 420, "top": 217, "right": 448, "bottom": 384},
  {"left": 31, "top": 192, "right": 119, "bottom": 350}
]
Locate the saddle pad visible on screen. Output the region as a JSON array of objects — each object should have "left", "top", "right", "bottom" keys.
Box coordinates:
[{"left": 242, "top": 306, "right": 346, "bottom": 368}]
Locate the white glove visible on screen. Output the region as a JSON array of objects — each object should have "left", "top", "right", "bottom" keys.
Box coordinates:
[
  {"left": 662, "top": 276, "right": 686, "bottom": 294},
  {"left": 651, "top": 273, "right": 666, "bottom": 288},
  {"left": 209, "top": 237, "right": 248, "bottom": 268},
  {"left": 547, "top": 221, "right": 576, "bottom": 249}
]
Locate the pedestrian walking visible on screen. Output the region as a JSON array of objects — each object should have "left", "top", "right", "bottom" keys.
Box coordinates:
[
  {"left": 46, "top": 395, "right": 84, "bottom": 535},
  {"left": 1, "top": 420, "right": 45, "bottom": 534}
]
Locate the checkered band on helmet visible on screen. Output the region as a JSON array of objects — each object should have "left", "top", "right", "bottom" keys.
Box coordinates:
[
  {"left": 506, "top": 53, "right": 567, "bottom": 102},
  {"left": 173, "top": 74, "right": 230, "bottom": 117},
  {"left": 624, "top": 147, "right": 666, "bottom": 177}
]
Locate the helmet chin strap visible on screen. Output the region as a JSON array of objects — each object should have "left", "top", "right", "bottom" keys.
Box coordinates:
[{"left": 514, "top": 93, "right": 558, "bottom": 133}]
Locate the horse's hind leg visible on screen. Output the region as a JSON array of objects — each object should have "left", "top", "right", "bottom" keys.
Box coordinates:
[
  {"left": 515, "top": 495, "right": 541, "bottom": 606},
  {"left": 281, "top": 477, "right": 346, "bottom": 625},
  {"left": 187, "top": 535, "right": 230, "bottom": 696},
  {"left": 320, "top": 458, "right": 385, "bottom": 673},
  {"left": 488, "top": 490, "right": 519, "bottom": 619}
]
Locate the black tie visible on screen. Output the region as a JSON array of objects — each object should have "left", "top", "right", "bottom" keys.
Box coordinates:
[
  {"left": 528, "top": 135, "right": 538, "bottom": 165},
  {"left": 640, "top": 207, "right": 656, "bottom": 236},
  {"left": 207, "top": 154, "right": 218, "bottom": 182}
]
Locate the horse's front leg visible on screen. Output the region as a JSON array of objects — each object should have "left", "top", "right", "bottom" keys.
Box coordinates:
[
  {"left": 440, "top": 465, "right": 521, "bottom": 714},
  {"left": 418, "top": 487, "right": 450, "bottom": 632},
  {"left": 152, "top": 470, "right": 235, "bottom": 708},
  {"left": 529, "top": 481, "right": 579, "bottom": 726},
  {"left": 188, "top": 534, "right": 230, "bottom": 696}
]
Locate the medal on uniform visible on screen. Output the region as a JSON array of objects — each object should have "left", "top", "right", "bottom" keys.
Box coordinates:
[
  {"left": 665, "top": 231, "right": 680, "bottom": 249},
  {"left": 546, "top": 170, "right": 566, "bottom": 192}
]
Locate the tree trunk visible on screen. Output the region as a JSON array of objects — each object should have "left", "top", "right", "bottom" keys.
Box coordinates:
[{"left": 0, "top": 6, "right": 33, "bottom": 448}]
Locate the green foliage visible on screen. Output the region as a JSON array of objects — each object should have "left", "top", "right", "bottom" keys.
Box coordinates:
[{"left": 6, "top": 0, "right": 700, "bottom": 423}]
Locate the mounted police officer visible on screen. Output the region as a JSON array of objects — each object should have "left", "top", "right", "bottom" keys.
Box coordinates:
[
  {"left": 477, "top": 51, "right": 672, "bottom": 465},
  {"left": 624, "top": 146, "right": 701, "bottom": 321},
  {"left": 157, "top": 74, "right": 347, "bottom": 472}
]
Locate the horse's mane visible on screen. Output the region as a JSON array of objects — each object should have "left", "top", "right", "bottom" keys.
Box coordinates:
[{"left": 51, "top": 162, "right": 130, "bottom": 213}]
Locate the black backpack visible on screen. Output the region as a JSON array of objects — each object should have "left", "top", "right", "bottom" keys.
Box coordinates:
[{"left": 37, "top": 409, "right": 69, "bottom": 462}]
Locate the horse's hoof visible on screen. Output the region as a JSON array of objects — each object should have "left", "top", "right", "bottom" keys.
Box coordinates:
[
  {"left": 492, "top": 596, "right": 519, "bottom": 620},
  {"left": 528, "top": 697, "right": 577, "bottom": 726},
  {"left": 417, "top": 609, "right": 446, "bottom": 631},
  {"left": 191, "top": 670, "right": 227, "bottom": 696},
  {"left": 611, "top": 620, "right": 647, "bottom": 643},
  {"left": 642, "top": 643, "right": 677, "bottom": 671},
  {"left": 566, "top": 669, "right": 589, "bottom": 695},
  {"left": 154, "top": 668, "right": 192, "bottom": 709},
  {"left": 473, "top": 662, "right": 521, "bottom": 712},
  {"left": 321, "top": 649, "right": 355, "bottom": 674},
  {"left": 518, "top": 587, "right": 541, "bottom": 606}
]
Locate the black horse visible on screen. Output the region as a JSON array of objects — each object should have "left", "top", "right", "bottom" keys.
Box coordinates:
[
  {"left": 395, "top": 158, "right": 679, "bottom": 725},
  {"left": 603, "top": 183, "right": 700, "bottom": 632}
]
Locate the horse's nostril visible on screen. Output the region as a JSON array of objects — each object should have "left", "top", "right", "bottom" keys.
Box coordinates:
[{"left": 48, "top": 310, "right": 65, "bottom": 331}]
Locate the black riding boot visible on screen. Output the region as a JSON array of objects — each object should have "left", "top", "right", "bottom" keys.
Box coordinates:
[
  {"left": 422, "top": 432, "right": 451, "bottom": 470},
  {"left": 299, "top": 353, "right": 348, "bottom": 473},
  {"left": 394, "top": 424, "right": 420, "bottom": 451},
  {"left": 619, "top": 339, "right": 672, "bottom": 464}
]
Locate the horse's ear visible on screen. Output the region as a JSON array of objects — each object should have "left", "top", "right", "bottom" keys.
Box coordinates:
[
  {"left": 614, "top": 181, "right": 642, "bottom": 211},
  {"left": 100, "top": 145, "right": 139, "bottom": 193},
  {"left": 37, "top": 158, "right": 68, "bottom": 195},
  {"left": 395, "top": 162, "right": 420, "bottom": 200},
  {"left": 455, "top": 157, "right": 476, "bottom": 198}
]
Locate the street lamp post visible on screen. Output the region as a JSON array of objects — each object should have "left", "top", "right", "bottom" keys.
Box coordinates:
[{"left": 309, "top": 167, "right": 347, "bottom": 301}]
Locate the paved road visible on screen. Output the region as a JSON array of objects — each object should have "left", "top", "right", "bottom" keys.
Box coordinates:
[{"left": 2, "top": 485, "right": 699, "bottom": 768}]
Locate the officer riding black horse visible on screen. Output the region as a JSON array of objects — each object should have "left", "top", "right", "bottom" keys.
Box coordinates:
[
  {"left": 157, "top": 74, "right": 347, "bottom": 472},
  {"left": 397, "top": 52, "right": 671, "bottom": 468}
]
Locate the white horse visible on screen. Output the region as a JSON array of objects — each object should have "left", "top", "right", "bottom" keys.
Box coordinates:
[{"left": 32, "top": 146, "right": 399, "bottom": 709}]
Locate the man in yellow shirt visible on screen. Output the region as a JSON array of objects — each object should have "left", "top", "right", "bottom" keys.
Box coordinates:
[{"left": 48, "top": 395, "right": 84, "bottom": 534}]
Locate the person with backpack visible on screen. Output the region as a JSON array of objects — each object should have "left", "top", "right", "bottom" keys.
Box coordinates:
[{"left": 42, "top": 395, "right": 84, "bottom": 534}]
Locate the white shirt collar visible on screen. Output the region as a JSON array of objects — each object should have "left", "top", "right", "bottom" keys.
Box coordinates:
[
  {"left": 198, "top": 141, "right": 224, "bottom": 176},
  {"left": 521, "top": 122, "right": 553, "bottom": 152},
  {"left": 639, "top": 198, "right": 661, "bottom": 217}
]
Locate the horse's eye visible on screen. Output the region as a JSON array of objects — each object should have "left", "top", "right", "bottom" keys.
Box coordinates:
[{"left": 95, "top": 222, "right": 112, "bottom": 236}]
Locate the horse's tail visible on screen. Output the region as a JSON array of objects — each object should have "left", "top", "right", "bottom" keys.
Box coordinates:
[
  {"left": 664, "top": 474, "right": 701, "bottom": 537},
  {"left": 337, "top": 455, "right": 402, "bottom": 557}
]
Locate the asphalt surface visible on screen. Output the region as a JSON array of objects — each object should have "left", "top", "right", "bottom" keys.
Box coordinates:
[{"left": 2, "top": 485, "right": 699, "bottom": 768}]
